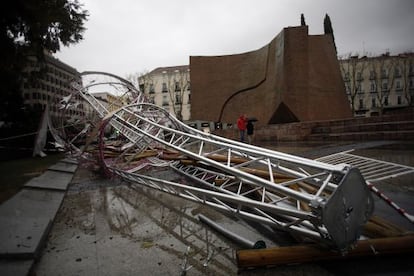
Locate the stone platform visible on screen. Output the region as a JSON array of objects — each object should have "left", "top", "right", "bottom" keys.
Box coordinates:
[{"left": 0, "top": 158, "right": 78, "bottom": 276}]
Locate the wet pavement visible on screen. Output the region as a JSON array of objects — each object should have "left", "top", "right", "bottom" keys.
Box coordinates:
[{"left": 32, "top": 141, "right": 414, "bottom": 275}]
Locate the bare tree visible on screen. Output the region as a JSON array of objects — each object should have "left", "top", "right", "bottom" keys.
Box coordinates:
[
  {"left": 339, "top": 54, "right": 367, "bottom": 114},
  {"left": 399, "top": 54, "right": 414, "bottom": 107},
  {"left": 133, "top": 71, "right": 156, "bottom": 104},
  {"left": 368, "top": 54, "right": 397, "bottom": 115},
  {"left": 163, "top": 68, "right": 190, "bottom": 121},
  {"left": 125, "top": 73, "right": 139, "bottom": 89}
]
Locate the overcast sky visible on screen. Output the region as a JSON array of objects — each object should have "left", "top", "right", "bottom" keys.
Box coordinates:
[{"left": 56, "top": 0, "right": 414, "bottom": 78}]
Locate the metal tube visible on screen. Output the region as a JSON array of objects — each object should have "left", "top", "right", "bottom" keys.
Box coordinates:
[{"left": 198, "top": 214, "right": 266, "bottom": 249}]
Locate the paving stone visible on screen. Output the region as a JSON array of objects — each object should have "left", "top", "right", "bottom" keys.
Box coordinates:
[
  {"left": 47, "top": 162, "right": 78, "bottom": 173},
  {"left": 24, "top": 170, "right": 74, "bottom": 191},
  {"left": 0, "top": 217, "right": 51, "bottom": 258},
  {"left": 0, "top": 259, "right": 34, "bottom": 276},
  {"left": 61, "top": 158, "right": 79, "bottom": 165},
  {"left": 0, "top": 189, "right": 65, "bottom": 258}
]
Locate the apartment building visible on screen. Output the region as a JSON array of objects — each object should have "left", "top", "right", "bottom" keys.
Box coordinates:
[
  {"left": 139, "top": 65, "right": 191, "bottom": 121},
  {"left": 91, "top": 92, "right": 129, "bottom": 113},
  {"left": 21, "top": 53, "right": 84, "bottom": 119},
  {"left": 339, "top": 53, "right": 414, "bottom": 117}
]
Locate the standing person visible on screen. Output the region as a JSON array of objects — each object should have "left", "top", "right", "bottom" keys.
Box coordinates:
[
  {"left": 247, "top": 119, "right": 254, "bottom": 144},
  {"left": 237, "top": 114, "right": 247, "bottom": 142}
]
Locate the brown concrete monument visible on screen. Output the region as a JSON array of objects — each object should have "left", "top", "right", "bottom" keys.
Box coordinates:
[{"left": 190, "top": 26, "right": 352, "bottom": 126}]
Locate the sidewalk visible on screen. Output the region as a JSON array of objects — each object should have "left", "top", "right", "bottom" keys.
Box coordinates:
[{"left": 0, "top": 158, "right": 78, "bottom": 276}]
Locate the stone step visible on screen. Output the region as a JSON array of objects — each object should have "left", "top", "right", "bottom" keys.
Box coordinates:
[
  {"left": 0, "top": 160, "right": 78, "bottom": 276},
  {"left": 332, "top": 120, "right": 414, "bottom": 133},
  {"left": 308, "top": 129, "right": 414, "bottom": 141},
  {"left": 312, "top": 120, "right": 414, "bottom": 134}
]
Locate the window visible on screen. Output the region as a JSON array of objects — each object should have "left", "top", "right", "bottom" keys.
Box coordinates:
[
  {"left": 162, "top": 83, "right": 168, "bottom": 92},
  {"left": 370, "top": 82, "right": 376, "bottom": 92},
  {"left": 149, "top": 84, "right": 155, "bottom": 93},
  {"left": 382, "top": 81, "right": 388, "bottom": 91},
  {"left": 398, "top": 96, "right": 402, "bottom": 105},
  {"left": 175, "top": 81, "right": 180, "bottom": 91},
  {"left": 359, "top": 98, "right": 364, "bottom": 109},
  {"left": 187, "top": 93, "right": 191, "bottom": 104},
  {"left": 381, "top": 68, "right": 388, "bottom": 78},
  {"left": 369, "top": 70, "right": 376, "bottom": 79},
  {"left": 357, "top": 72, "right": 363, "bottom": 80},
  {"left": 175, "top": 94, "right": 181, "bottom": 104},
  {"left": 371, "top": 98, "right": 376, "bottom": 108},
  {"left": 396, "top": 80, "right": 402, "bottom": 91},
  {"left": 356, "top": 83, "right": 363, "bottom": 94},
  {"left": 384, "top": 96, "right": 388, "bottom": 106},
  {"left": 394, "top": 67, "right": 401, "bottom": 77}
]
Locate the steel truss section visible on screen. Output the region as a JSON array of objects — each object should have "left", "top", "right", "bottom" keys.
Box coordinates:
[
  {"left": 67, "top": 72, "right": 374, "bottom": 252},
  {"left": 316, "top": 150, "right": 414, "bottom": 224},
  {"left": 316, "top": 150, "right": 414, "bottom": 182},
  {"left": 96, "top": 103, "right": 373, "bottom": 252}
]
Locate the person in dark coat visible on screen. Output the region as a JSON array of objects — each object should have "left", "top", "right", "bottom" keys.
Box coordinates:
[{"left": 246, "top": 120, "right": 254, "bottom": 144}]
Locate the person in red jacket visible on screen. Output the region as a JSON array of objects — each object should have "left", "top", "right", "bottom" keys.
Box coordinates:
[{"left": 237, "top": 114, "right": 248, "bottom": 142}]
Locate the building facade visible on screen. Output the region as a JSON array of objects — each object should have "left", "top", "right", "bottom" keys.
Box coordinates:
[
  {"left": 139, "top": 65, "right": 191, "bottom": 121},
  {"left": 339, "top": 53, "right": 414, "bottom": 117},
  {"left": 91, "top": 92, "right": 128, "bottom": 113},
  {"left": 21, "top": 53, "right": 84, "bottom": 119}
]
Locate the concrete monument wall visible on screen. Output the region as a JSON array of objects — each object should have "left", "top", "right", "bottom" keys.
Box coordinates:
[{"left": 190, "top": 26, "right": 352, "bottom": 126}]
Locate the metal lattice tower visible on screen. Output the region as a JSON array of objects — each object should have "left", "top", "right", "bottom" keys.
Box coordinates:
[{"left": 64, "top": 72, "right": 374, "bottom": 252}]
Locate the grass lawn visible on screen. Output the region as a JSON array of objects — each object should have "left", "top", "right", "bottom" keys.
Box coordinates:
[{"left": 0, "top": 153, "right": 65, "bottom": 204}]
